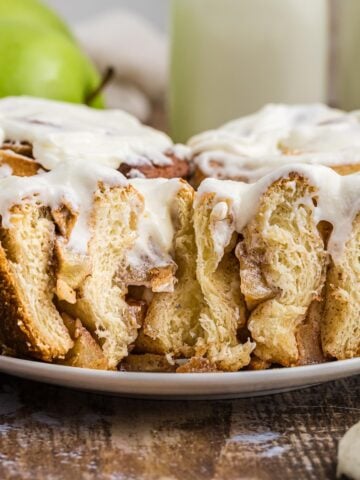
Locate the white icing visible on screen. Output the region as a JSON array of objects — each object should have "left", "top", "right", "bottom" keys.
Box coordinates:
[
  {"left": 0, "top": 160, "right": 126, "bottom": 252},
  {"left": 189, "top": 103, "right": 360, "bottom": 181},
  {"left": 337, "top": 421, "right": 360, "bottom": 480},
  {"left": 32, "top": 131, "right": 172, "bottom": 170},
  {"left": 128, "top": 178, "right": 183, "bottom": 285},
  {"left": 0, "top": 124, "right": 4, "bottom": 145},
  {"left": 170, "top": 143, "right": 192, "bottom": 160},
  {"left": 0, "top": 96, "right": 175, "bottom": 170},
  {"left": 127, "top": 168, "right": 146, "bottom": 179},
  {"left": 210, "top": 201, "right": 228, "bottom": 222},
  {"left": 129, "top": 177, "right": 182, "bottom": 254},
  {"left": 0, "top": 164, "right": 12, "bottom": 179},
  {"left": 196, "top": 163, "right": 360, "bottom": 263},
  {"left": 208, "top": 201, "right": 234, "bottom": 260},
  {"left": 0, "top": 150, "right": 187, "bottom": 291}
]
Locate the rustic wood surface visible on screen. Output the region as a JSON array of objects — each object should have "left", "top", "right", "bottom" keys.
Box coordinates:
[{"left": 0, "top": 373, "right": 358, "bottom": 480}]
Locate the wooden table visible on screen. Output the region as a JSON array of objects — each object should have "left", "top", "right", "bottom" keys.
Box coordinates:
[{"left": 0, "top": 373, "right": 358, "bottom": 480}]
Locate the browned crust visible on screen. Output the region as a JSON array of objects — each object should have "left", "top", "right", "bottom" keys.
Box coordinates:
[
  {"left": 127, "top": 299, "right": 147, "bottom": 329},
  {"left": 1, "top": 142, "right": 33, "bottom": 158},
  {"left": 245, "top": 356, "right": 272, "bottom": 371},
  {"left": 119, "top": 153, "right": 190, "bottom": 179},
  {"left": 120, "top": 353, "right": 176, "bottom": 372},
  {"left": 176, "top": 357, "right": 218, "bottom": 373},
  {"left": 0, "top": 244, "right": 64, "bottom": 361},
  {"left": 0, "top": 150, "right": 41, "bottom": 177},
  {"left": 296, "top": 297, "right": 326, "bottom": 365},
  {"left": 331, "top": 164, "right": 360, "bottom": 176},
  {"left": 2, "top": 141, "right": 190, "bottom": 180},
  {"left": 236, "top": 241, "right": 277, "bottom": 310},
  {"left": 52, "top": 202, "right": 79, "bottom": 239},
  {"left": 190, "top": 166, "right": 207, "bottom": 188},
  {"left": 59, "top": 314, "right": 110, "bottom": 370}
]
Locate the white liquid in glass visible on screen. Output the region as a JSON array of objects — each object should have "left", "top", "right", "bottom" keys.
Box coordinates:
[
  {"left": 334, "top": 0, "right": 360, "bottom": 111},
  {"left": 170, "top": 0, "right": 328, "bottom": 142}
]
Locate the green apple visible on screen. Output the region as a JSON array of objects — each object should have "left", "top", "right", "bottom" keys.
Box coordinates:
[
  {"left": 0, "top": 0, "right": 72, "bottom": 38},
  {"left": 0, "top": 20, "right": 104, "bottom": 107}
]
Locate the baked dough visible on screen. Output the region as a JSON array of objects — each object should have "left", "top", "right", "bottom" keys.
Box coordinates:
[
  {"left": 238, "top": 174, "right": 327, "bottom": 366},
  {"left": 136, "top": 181, "right": 204, "bottom": 358}
]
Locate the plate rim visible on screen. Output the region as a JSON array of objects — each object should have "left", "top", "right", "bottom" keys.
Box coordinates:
[
  {"left": 0, "top": 354, "right": 359, "bottom": 383},
  {"left": 0, "top": 355, "right": 359, "bottom": 398}
]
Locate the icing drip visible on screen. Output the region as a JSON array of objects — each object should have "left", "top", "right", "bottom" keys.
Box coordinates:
[
  {"left": 127, "top": 178, "right": 183, "bottom": 287},
  {"left": 170, "top": 143, "right": 192, "bottom": 160},
  {"left": 0, "top": 96, "right": 175, "bottom": 170},
  {"left": 0, "top": 160, "right": 127, "bottom": 252},
  {"left": 0, "top": 164, "right": 12, "bottom": 179},
  {"left": 196, "top": 163, "right": 360, "bottom": 263},
  {"left": 129, "top": 178, "right": 182, "bottom": 255},
  {"left": 0, "top": 156, "right": 184, "bottom": 288}
]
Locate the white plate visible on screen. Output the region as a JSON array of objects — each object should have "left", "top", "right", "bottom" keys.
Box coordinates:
[{"left": 0, "top": 356, "right": 359, "bottom": 399}]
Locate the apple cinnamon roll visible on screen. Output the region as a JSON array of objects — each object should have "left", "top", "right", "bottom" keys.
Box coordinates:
[
  {"left": 0, "top": 96, "right": 190, "bottom": 180},
  {"left": 188, "top": 103, "right": 360, "bottom": 186}
]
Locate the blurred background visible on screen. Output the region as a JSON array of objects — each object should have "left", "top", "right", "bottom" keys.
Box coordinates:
[
  {"left": 44, "top": 0, "right": 170, "bottom": 131},
  {"left": 45, "top": 0, "right": 168, "bottom": 31},
  {"left": 2, "top": 0, "right": 360, "bottom": 141}
]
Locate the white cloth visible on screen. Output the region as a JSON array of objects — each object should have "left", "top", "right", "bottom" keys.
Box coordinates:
[
  {"left": 337, "top": 421, "right": 360, "bottom": 480},
  {"left": 76, "top": 9, "right": 168, "bottom": 122}
]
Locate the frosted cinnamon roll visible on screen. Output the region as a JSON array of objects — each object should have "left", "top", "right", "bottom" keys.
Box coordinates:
[
  {"left": 0, "top": 157, "right": 358, "bottom": 371},
  {"left": 0, "top": 96, "right": 190, "bottom": 180},
  {"left": 189, "top": 103, "right": 360, "bottom": 185},
  {"left": 0, "top": 162, "right": 145, "bottom": 368},
  {"left": 195, "top": 164, "right": 360, "bottom": 367},
  {"left": 0, "top": 162, "right": 197, "bottom": 369}
]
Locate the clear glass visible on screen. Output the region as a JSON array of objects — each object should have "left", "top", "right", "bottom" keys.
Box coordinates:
[
  {"left": 170, "top": 0, "right": 328, "bottom": 142},
  {"left": 334, "top": 0, "right": 360, "bottom": 110}
]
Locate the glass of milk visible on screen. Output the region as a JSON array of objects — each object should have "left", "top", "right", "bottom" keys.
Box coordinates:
[
  {"left": 333, "top": 0, "right": 360, "bottom": 111},
  {"left": 170, "top": 0, "right": 328, "bottom": 142}
]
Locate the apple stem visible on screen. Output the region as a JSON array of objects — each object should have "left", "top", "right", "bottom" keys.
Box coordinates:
[{"left": 85, "top": 66, "right": 115, "bottom": 106}]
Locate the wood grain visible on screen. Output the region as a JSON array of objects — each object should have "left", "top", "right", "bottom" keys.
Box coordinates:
[{"left": 0, "top": 374, "right": 358, "bottom": 479}]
